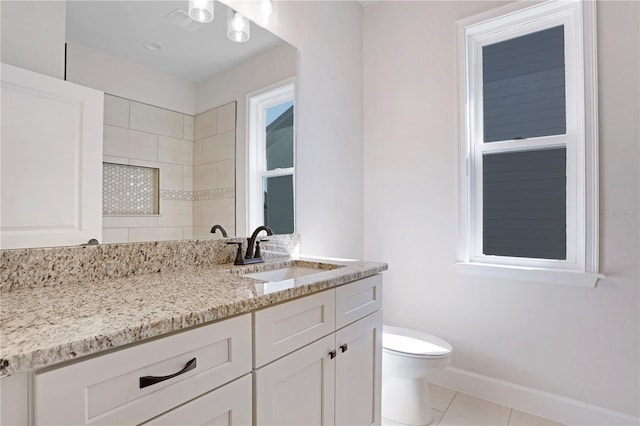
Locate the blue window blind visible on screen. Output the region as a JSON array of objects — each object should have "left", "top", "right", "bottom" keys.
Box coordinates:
[
  {"left": 266, "top": 103, "right": 294, "bottom": 170},
  {"left": 263, "top": 175, "right": 294, "bottom": 235},
  {"left": 483, "top": 25, "right": 566, "bottom": 143},
  {"left": 483, "top": 148, "right": 567, "bottom": 260}
]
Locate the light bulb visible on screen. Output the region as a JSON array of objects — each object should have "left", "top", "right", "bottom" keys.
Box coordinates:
[
  {"left": 256, "top": 0, "right": 276, "bottom": 26},
  {"left": 227, "top": 9, "right": 250, "bottom": 43},
  {"left": 189, "top": 0, "right": 214, "bottom": 23},
  {"left": 260, "top": 0, "right": 273, "bottom": 20}
]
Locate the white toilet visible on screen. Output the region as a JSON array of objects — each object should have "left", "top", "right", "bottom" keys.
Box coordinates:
[{"left": 382, "top": 325, "right": 453, "bottom": 426}]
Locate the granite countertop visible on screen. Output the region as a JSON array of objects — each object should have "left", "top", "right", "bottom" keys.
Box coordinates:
[{"left": 0, "top": 257, "right": 387, "bottom": 378}]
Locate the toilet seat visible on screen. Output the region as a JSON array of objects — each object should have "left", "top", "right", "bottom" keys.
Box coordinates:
[{"left": 383, "top": 325, "right": 452, "bottom": 359}]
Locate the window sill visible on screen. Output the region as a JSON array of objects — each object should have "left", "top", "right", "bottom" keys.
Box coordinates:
[
  {"left": 103, "top": 214, "right": 160, "bottom": 217},
  {"left": 455, "top": 262, "right": 603, "bottom": 287}
]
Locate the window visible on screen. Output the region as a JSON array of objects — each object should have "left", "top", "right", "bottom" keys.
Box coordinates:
[
  {"left": 248, "top": 82, "right": 295, "bottom": 234},
  {"left": 456, "top": 1, "right": 600, "bottom": 286}
]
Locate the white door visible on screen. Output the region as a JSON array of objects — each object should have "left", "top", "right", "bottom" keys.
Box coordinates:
[
  {"left": 335, "top": 310, "right": 383, "bottom": 426},
  {"left": 254, "top": 333, "right": 336, "bottom": 426},
  {"left": 142, "top": 374, "right": 252, "bottom": 426},
  {"left": 1, "top": 63, "right": 103, "bottom": 249}
]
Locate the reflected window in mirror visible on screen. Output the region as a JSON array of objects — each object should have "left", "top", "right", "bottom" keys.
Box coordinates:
[{"left": 248, "top": 82, "right": 295, "bottom": 235}]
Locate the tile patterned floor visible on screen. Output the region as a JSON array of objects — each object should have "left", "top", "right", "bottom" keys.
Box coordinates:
[{"left": 383, "top": 384, "right": 565, "bottom": 426}]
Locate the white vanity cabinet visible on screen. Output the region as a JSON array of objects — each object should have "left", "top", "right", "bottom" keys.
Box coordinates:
[
  {"left": 0, "top": 63, "right": 103, "bottom": 249},
  {"left": 254, "top": 274, "right": 383, "bottom": 426},
  {"left": 34, "top": 314, "right": 252, "bottom": 426},
  {"left": 2, "top": 272, "right": 384, "bottom": 426}
]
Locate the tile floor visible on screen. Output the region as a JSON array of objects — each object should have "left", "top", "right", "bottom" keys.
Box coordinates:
[{"left": 383, "top": 384, "right": 565, "bottom": 426}]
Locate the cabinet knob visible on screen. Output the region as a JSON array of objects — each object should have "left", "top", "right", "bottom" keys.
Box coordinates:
[
  {"left": 340, "top": 343, "right": 348, "bottom": 353},
  {"left": 329, "top": 350, "right": 337, "bottom": 359}
]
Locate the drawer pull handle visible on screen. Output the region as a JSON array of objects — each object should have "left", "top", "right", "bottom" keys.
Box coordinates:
[
  {"left": 340, "top": 343, "right": 348, "bottom": 353},
  {"left": 329, "top": 350, "right": 337, "bottom": 359},
  {"left": 139, "top": 357, "right": 197, "bottom": 389}
]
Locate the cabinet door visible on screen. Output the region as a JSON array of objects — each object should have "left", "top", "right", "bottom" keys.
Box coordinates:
[
  {"left": 0, "top": 372, "right": 30, "bottom": 426},
  {"left": 0, "top": 63, "right": 103, "bottom": 249},
  {"left": 335, "top": 310, "right": 383, "bottom": 426},
  {"left": 143, "top": 374, "right": 252, "bottom": 426},
  {"left": 254, "top": 334, "right": 336, "bottom": 426}
]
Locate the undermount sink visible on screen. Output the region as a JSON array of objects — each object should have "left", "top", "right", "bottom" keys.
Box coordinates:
[{"left": 244, "top": 266, "right": 328, "bottom": 282}]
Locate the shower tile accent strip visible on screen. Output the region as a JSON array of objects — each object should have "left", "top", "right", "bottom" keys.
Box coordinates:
[
  {"left": 0, "top": 234, "right": 300, "bottom": 291},
  {"left": 193, "top": 187, "right": 235, "bottom": 201},
  {"left": 158, "top": 189, "right": 193, "bottom": 201},
  {"left": 158, "top": 187, "right": 234, "bottom": 201}
]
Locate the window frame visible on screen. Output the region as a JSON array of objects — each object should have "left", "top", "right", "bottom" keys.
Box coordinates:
[
  {"left": 247, "top": 80, "right": 296, "bottom": 234},
  {"left": 456, "top": 0, "right": 601, "bottom": 286}
]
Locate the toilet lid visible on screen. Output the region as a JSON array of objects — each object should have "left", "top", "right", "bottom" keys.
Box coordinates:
[{"left": 383, "top": 325, "right": 452, "bottom": 358}]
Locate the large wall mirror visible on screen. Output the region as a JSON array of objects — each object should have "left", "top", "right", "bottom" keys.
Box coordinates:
[{"left": 62, "top": 0, "right": 297, "bottom": 245}]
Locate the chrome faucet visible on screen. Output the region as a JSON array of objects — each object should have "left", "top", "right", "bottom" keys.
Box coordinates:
[{"left": 210, "top": 224, "right": 228, "bottom": 238}]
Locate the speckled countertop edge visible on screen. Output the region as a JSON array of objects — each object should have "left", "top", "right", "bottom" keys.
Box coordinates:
[{"left": 0, "top": 257, "right": 387, "bottom": 377}]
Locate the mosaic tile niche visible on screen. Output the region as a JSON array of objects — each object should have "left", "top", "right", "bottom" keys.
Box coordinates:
[
  {"left": 103, "top": 163, "right": 159, "bottom": 215},
  {"left": 101, "top": 94, "right": 236, "bottom": 244}
]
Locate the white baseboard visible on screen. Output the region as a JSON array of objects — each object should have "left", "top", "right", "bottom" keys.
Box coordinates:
[{"left": 428, "top": 366, "right": 639, "bottom": 426}]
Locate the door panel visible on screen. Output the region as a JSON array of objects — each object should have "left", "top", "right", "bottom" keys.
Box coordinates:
[
  {"left": 254, "top": 334, "right": 335, "bottom": 426},
  {"left": 335, "top": 311, "right": 382, "bottom": 426},
  {"left": 1, "top": 63, "right": 103, "bottom": 249}
]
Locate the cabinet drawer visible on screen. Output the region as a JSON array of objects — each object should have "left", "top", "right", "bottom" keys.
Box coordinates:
[
  {"left": 335, "top": 274, "right": 383, "bottom": 329},
  {"left": 35, "top": 314, "right": 251, "bottom": 425},
  {"left": 254, "top": 289, "right": 336, "bottom": 367},
  {"left": 143, "top": 374, "right": 252, "bottom": 426}
]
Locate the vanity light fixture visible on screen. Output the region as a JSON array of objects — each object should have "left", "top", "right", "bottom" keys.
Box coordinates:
[
  {"left": 188, "top": 0, "right": 214, "bottom": 23},
  {"left": 227, "top": 8, "right": 250, "bottom": 43},
  {"left": 259, "top": 0, "right": 274, "bottom": 25}
]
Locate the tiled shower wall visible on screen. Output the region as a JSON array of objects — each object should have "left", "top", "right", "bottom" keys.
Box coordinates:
[
  {"left": 193, "top": 103, "right": 237, "bottom": 239},
  {"left": 102, "top": 94, "right": 236, "bottom": 243}
]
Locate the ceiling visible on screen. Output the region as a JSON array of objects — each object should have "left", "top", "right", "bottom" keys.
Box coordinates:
[{"left": 66, "top": 1, "right": 286, "bottom": 82}]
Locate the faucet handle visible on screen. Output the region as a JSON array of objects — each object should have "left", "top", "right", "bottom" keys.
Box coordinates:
[
  {"left": 245, "top": 238, "right": 252, "bottom": 258},
  {"left": 226, "top": 242, "right": 244, "bottom": 265},
  {"left": 254, "top": 239, "right": 269, "bottom": 259}
]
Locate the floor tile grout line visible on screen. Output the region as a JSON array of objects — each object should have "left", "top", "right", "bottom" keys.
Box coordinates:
[
  {"left": 435, "top": 389, "right": 565, "bottom": 426},
  {"left": 438, "top": 389, "right": 459, "bottom": 424},
  {"left": 432, "top": 408, "right": 444, "bottom": 425},
  {"left": 445, "top": 390, "right": 458, "bottom": 412}
]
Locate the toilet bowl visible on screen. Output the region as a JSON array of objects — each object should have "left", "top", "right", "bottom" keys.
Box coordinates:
[{"left": 382, "top": 325, "right": 452, "bottom": 426}]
